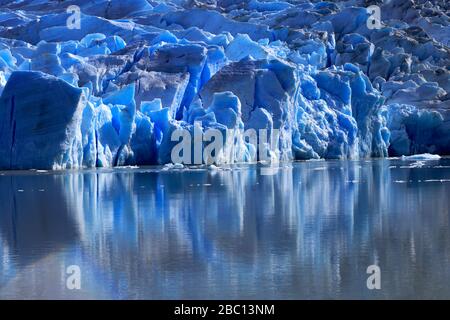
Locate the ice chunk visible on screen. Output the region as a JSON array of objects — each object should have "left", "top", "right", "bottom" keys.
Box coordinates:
[
  {"left": 0, "top": 71, "right": 85, "bottom": 170},
  {"left": 141, "top": 99, "right": 162, "bottom": 114},
  {"left": 401, "top": 154, "right": 441, "bottom": 161},
  {"left": 206, "top": 91, "right": 241, "bottom": 129},
  {"left": 113, "top": 70, "right": 189, "bottom": 114},
  {"left": 80, "top": 33, "right": 107, "bottom": 48},
  {"left": 129, "top": 111, "right": 157, "bottom": 165},
  {"left": 387, "top": 103, "right": 448, "bottom": 156},
  {"left": 95, "top": 103, "right": 121, "bottom": 167},
  {"left": 103, "top": 83, "right": 136, "bottom": 107},
  {"left": 225, "top": 34, "right": 267, "bottom": 61},
  {"left": 0, "top": 49, "right": 17, "bottom": 68}
]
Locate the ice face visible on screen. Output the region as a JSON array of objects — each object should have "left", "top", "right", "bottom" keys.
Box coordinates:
[
  {"left": 0, "top": 71, "right": 85, "bottom": 170},
  {"left": 0, "top": 0, "right": 448, "bottom": 169}
]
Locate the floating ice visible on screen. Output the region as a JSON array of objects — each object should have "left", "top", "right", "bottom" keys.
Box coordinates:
[{"left": 401, "top": 154, "right": 442, "bottom": 161}]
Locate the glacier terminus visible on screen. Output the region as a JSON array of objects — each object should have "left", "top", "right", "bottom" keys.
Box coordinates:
[{"left": 0, "top": 0, "right": 448, "bottom": 170}]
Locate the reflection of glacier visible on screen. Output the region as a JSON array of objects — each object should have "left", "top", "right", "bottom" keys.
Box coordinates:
[{"left": 1, "top": 160, "right": 450, "bottom": 298}]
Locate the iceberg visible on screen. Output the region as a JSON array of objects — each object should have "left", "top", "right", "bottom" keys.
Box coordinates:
[{"left": 0, "top": 0, "right": 448, "bottom": 170}]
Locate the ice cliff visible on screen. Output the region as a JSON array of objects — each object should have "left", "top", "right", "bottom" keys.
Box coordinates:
[{"left": 0, "top": 0, "right": 448, "bottom": 169}]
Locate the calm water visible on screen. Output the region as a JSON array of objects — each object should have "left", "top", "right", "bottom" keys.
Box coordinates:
[{"left": 0, "top": 159, "right": 449, "bottom": 299}]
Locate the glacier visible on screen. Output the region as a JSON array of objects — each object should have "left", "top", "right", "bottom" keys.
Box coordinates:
[{"left": 0, "top": 0, "right": 448, "bottom": 169}]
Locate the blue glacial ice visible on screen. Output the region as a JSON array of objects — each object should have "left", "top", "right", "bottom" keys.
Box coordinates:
[
  {"left": 0, "top": 0, "right": 448, "bottom": 169},
  {"left": 0, "top": 71, "right": 85, "bottom": 170}
]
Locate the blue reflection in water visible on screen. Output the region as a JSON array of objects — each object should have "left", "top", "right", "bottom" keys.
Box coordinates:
[{"left": 0, "top": 159, "right": 449, "bottom": 299}]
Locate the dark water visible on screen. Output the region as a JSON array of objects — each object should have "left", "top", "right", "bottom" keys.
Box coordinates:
[{"left": 0, "top": 159, "right": 449, "bottom": 299}]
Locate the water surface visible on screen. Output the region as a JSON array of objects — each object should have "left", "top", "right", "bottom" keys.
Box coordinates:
[{"left": 0, "top": 159, "right": 449, "bottom": 299}]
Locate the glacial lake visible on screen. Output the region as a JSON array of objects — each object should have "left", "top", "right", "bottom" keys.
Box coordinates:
[{"left": 0, "top": 158, "right": 449, "bottom": 299}]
